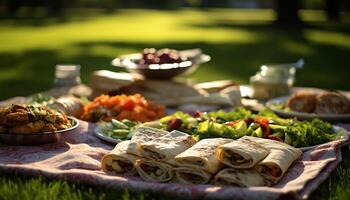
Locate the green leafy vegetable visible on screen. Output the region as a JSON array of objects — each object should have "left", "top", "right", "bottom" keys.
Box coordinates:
[
  {"left": 98, "top": 119, "right": 139, "bottom": 140},
  {"left": 159, "top": 107, "right": 343, "bottom": 148}
]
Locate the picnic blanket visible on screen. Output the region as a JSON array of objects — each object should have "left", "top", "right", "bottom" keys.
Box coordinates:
[{"left": 0, "top": 120, "right": 349, "bottom": 200}]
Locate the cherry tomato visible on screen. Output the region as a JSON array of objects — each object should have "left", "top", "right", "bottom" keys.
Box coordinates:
[
  {"left": 193, "top": 111, "right": 202, "bottom": 118},
  {"left": 167, "top": 118, "right": 182, "bottom": 131}
]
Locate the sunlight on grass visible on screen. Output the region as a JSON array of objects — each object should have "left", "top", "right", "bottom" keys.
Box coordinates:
[
  {"left": 0, "top": 9, "right": 259, "bottom": 53},
  {"left": 299, "top": 9, "right": 328, "bottom": 22},
  {"left": 305, "top": 30, "right": 350, "bottom": 49},
  {"left": 0, "top": 8, "right": 349, "bottom": 99},
  {"left": 281, "top": 40, "right": 314, "bottom": 56}
]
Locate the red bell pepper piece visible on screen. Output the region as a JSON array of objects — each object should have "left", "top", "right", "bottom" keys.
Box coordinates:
[
  {"left": 254, "top": 117, "right": 270, "bottom": 138},
  {"left": 225, "top": 120, "right": 242, "bottom": 126}
]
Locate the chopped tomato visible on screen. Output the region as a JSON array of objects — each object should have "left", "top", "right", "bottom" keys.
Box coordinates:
[
  {"left": 122, "top": 99, "right": 135, "bottom": 110},
  {"left": 254, "top": 117, "right": 270, "bottom": 138}
]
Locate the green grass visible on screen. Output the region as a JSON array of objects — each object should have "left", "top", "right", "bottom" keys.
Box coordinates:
[
  {"left": 0, "top": 8, "right": 350, "bottom": 200},
  {"left": 0, "top": 173, "right": 173, "bottom": 200},
  {"left": 0, "top": 8, "right": 350, "bottom": 100}
]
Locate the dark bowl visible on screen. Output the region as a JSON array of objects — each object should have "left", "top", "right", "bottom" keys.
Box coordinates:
[
  {"left": 111, "top": 49, "right": 210, "bottom": 79},
  {"left": 0, "top": 117, "right": 79, "bottom": 146}
]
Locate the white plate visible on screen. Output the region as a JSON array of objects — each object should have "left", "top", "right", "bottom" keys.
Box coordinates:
[
  {"left": 94, "top": 126, "right": 122, "bottom": 144},
  {"left": 297, "top": 126, "right": 349, "bottom": 152},
  {"left": 266, "top": 96, "right": 350, "bottom": 122}
]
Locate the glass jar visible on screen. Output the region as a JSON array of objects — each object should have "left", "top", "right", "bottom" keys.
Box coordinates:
[
  {"left": 250, "top": 65, "right": 296, "bottom": 100},
  {"left": 54, "top": 65, "right": 81, "bottom": 87}
]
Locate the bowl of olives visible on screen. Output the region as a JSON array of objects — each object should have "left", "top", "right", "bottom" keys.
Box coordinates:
[{"left": 111, "top": 48, "right": 210, "bottom": 79}]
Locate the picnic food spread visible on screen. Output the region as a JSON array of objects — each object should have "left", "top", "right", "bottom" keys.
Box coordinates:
[{"left": 0, "top": 49, "right": 350, "bottom": 200}]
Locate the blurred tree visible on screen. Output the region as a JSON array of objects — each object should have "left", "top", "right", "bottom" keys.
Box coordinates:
[
  {"left": 7, "top": 0, "right": 21, "bottom": 15},
  {"left": 274, "top": 0, "right": 303, "bottom": 26},
  {"left": 303, "top": 0, "right": 324, "bottom": 9},
  {"left": 325, "top": 0, "right": 340, "bottom": 20},
  {"left": 185, "top": 0, "right": 201, "bottom": 7},
  {"left": 47, "top": 0, "right": 62, "bottom": 15},
  {"left": 199, "top": 0, "right": 229, "bottom": 8},
  {"left": 120, "top": 0, "right": 180, "bottom": 9}
]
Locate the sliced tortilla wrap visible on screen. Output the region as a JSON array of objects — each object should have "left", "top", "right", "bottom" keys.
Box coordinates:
[
  {"left": 175, "top": 138, "right": 232, "bottom": 174},
  {"left": 216, "top": 139, "right": 269, "bottom": 169},
  {"left": 242, "top": 136, "right": 302, "bottom": 183},
  {"left": 127, "top": 126, "right": 169, "bottom": 157},
  {"left": 214, "top": 168, "right": 270, "bottom": 187},
  {"left": 175, "top": 167, "right": 212, "bottom": 184},
  {"left": 134, "top": 159, "right": 174, "bottom": 182},
  {"left": 138, "top": 130, "right": 196, "bottom": 165},
  {"left": 101, "top": 140, "right": 138, "bottom": 175}
]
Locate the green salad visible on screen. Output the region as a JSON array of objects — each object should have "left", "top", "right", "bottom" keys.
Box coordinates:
[
  {"left": 97, "top": 119, "right": 140, "bottom": 140},
  {"left": 159, "top": 108, "right": 343, "bottom": 148}
]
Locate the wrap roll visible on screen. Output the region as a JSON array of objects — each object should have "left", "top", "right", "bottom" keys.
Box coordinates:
[
  {"left": 175, "top": 138, "right": 232, "bottom": 174},
  {"left": 175, "top": 167, "right": 212, "bottom": 184},
  {"left": 50, "top": 96, "right": 84, "bottom": 118},
  {"left": 216, "top": 139, "right": 269, "bottom": 169},
  {"left": 138, "top": 130, "right": 196, "bottom": 165},
  {"left": 134, "top": 159, "right": 174, "bottom": 182},
  {"left": 127, "top": 126, "right": 169, "bottom": 157},
  {"left": 242, "top": 136, "right": 302, "bottom": 183},
  {"left": 101, "top": 140, "right": 138, "bottom": 175}
]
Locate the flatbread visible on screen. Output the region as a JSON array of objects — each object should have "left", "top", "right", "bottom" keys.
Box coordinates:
[
  {"left": 214, "top": 168, "right": 269, "bottom": 187},
  {"left": 175, "top": 138, "right": 232, "bottom": 174},
  {"left": 216, "top": 139, "right": 269, "bottom": 169},
  {"left": 126, "top": 126, "right": 169, "bottom": 157},
  {"left": 242, "top": 136, "right": 302, "bottom": 183},
  {"left": 134, "top": 159, "right": 174, "bottom": 183},
  {"left": 175, "top": 167, "right": 212, "bottom": 184},
  {"left": 101, "top": 140, "right": 138, "bottom": 175},
  {"left": 138, "top": 130, "right": 196, "bottom": 165}
]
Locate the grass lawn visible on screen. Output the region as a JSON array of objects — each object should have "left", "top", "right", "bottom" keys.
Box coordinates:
[{"left": 0, "top": 8, "right": 350, "bottom": 200}]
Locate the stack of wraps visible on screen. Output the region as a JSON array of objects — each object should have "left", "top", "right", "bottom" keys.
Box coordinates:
[
  {"left": 102, "top": 127, "right": 302, "bottom": 187},
  {"left": 174, "top": 138, "right": 232, "bottom": 184},
  {"left": 214, "top": 136, "right": 302, "bottom": 187}
]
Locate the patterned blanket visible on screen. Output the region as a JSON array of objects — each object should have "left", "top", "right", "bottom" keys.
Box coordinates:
[{"left": 0, "top": 120, "right": 349, "bottom": 200}]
